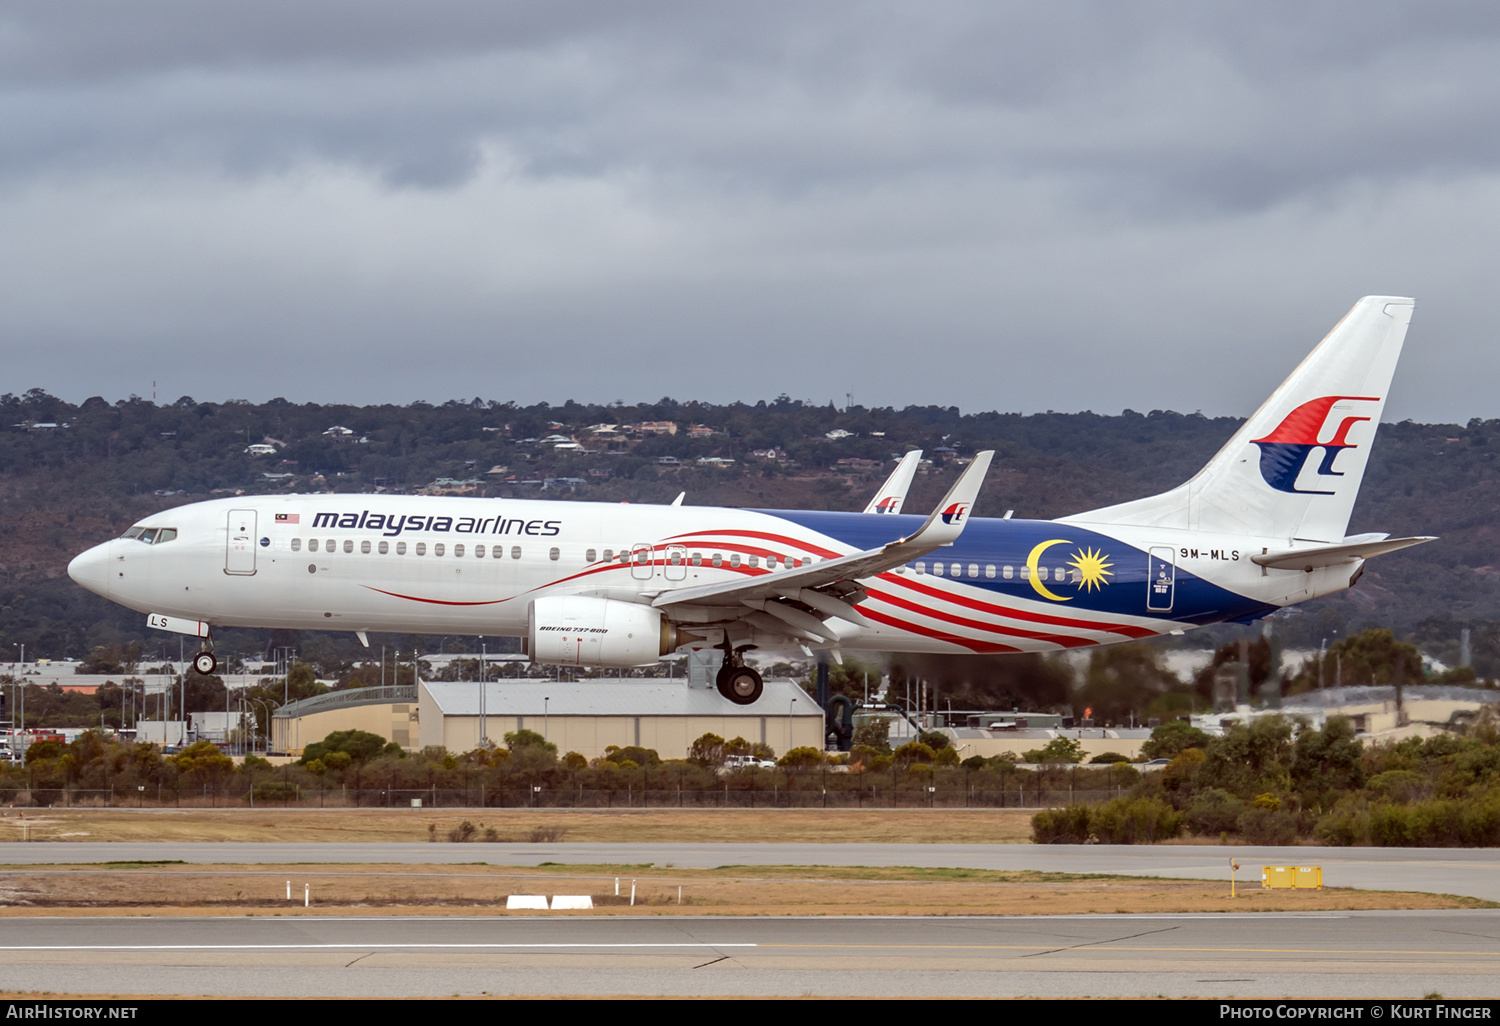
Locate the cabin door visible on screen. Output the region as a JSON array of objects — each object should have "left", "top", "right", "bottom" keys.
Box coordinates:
[
  {"left": 1146, "top": 546, "right": 1174, "bottom": 611},
  {"left": 225, "top": 509, "right": 258, "bottom": 575}
]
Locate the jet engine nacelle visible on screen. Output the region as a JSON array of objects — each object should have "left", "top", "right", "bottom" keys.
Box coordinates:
[{"left": 526, "top": 596, "right": 680, "bottom": 668}]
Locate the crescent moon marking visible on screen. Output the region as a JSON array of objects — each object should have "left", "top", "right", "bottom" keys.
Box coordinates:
[{"left": 1026, "top": 539, "right": 1072, "bottom": 602}]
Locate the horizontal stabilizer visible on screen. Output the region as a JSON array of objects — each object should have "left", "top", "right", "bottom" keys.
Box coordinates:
[{"left": 1251, "top": 535, "right": 1436, "bottom": 571}]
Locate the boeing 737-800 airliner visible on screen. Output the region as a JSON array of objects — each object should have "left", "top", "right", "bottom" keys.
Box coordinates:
[{"left": 68, "top": 297, "right": 1433, "bottom": 705}]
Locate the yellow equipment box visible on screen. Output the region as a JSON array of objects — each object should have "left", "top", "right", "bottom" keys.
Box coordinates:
[{"left": 1262, "top": 866, "right": 1322, "bottom": 889}]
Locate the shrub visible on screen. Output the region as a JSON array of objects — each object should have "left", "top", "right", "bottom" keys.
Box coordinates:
[
  {"left": 249, "top": 781, "right": 299, "bottom": 803},
  {"left": 1314, "top": 800, "right": 1370, "bottom": 846},
  {"left": 1032, "top": 805, "right": 1093, "bottom": 844},
  {"left": 1185, "top": 788, "right": 1245, "bottom": 837},
  {"left": 1090, "top": 797, "right": 1183, "bottom": 844},
  {"left": 1235, "top": 807, "right": 1299, "bottom": 845}
]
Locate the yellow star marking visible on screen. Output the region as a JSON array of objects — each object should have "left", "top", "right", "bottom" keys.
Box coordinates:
[{"left": 1068, "top": 547, "right": 1114, "bottom": 593}]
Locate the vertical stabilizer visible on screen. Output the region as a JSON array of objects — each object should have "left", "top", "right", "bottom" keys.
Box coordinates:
[{"left": 1060, "top": 296, "right": 1414, "bottom": 542}]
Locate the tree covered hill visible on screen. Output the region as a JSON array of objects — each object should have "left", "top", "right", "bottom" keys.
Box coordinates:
[{"left": 0, "top": 387, "right": 1493, "bottom": 663}]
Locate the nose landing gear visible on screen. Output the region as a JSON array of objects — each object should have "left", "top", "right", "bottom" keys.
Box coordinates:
[{"left": 192, "top": 651, "right": 218, "bottom": 675}]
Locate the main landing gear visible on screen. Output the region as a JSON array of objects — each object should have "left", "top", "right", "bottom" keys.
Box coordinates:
[{"left": 715, "top": 643, "right": 763, "bottom": 705}]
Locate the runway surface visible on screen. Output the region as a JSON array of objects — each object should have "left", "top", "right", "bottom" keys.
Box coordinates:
[
  {"left": 0, "top": 910, "right": 1494, "bottom": 998},
  {"left": 3, "top": 842, "right": 1499, "bottom": 900}
]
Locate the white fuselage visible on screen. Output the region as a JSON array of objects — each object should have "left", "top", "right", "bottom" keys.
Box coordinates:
[{"left": 67, "top": 494, "right": 1355, "bottom": 658}]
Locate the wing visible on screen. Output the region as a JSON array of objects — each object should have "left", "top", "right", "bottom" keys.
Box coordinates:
[
  {"left": 861, "top": 450, "right": 923, "bottom": 515},
  {"left": 654, "top": 451, "right": 993, "bottom": 623}
]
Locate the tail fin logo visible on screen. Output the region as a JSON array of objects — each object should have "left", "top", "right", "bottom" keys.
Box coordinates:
[
  {"left": 873, "top": 496, "right": 901, "bottom": 514},
  {"left": 1250, "top": 395, "right": 1380, "bottom": 495},
  {"left": 940, "top": 502, "right": 970, "bottom": 525}
]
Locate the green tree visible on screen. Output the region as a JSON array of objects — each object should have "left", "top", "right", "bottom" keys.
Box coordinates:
[
  {"left": 1141, "top": 720, "right": 1211, "bottom": 760},
  {"left": 851, "top": 717, "right": 892, "bottom": 753},
  {"left": 687, "top": 732, "right": 727, "bottom": 769},
  {"left": 298, "top": 729, "right": 389, "bottom": 766},
  {"left": 777, "top": 747, "right": 825, "bottom": 769},
  {"left": 1022, "top": 737, "right": 1085, "bottom": 764}
]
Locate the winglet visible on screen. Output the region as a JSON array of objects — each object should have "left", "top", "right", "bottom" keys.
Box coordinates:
[
  {"left": 892, "top": 450, "right": 993, "bottom": 552},
  {"left": 862, "top": 450, "right": 923, "bottom": 514}
]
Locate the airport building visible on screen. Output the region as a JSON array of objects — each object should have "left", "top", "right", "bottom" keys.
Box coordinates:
[{"left": 271, "top": 678, "right": 824, "bottom": 760}]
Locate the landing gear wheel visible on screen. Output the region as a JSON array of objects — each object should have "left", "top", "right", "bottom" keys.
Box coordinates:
[
  {"left": 716, "top": 665, "right": 763, "bottom": 706},
  {"left": 193, "top": 651, "right": 218, "bottom": 675}
]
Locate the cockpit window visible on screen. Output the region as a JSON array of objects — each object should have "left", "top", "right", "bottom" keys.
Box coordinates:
[{"left": 121, "top": 526, "right": 176, "bottom": 544}]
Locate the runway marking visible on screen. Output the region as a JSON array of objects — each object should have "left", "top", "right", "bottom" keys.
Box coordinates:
[
  {"left": 0, "top": 943, "right": 759, "bottom": 952},
  {"left": 760, "top": 944, "right": 1500, "bottom": 956}
]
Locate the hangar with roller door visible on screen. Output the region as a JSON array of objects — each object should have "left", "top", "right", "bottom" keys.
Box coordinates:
[{"left": 417, "top": 679, "right": 823, "bottom": 761}]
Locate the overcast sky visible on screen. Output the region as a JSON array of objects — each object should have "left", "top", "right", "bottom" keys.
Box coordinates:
[{"left": 2, "top": 2, "right": 1498, "bottom": 422}]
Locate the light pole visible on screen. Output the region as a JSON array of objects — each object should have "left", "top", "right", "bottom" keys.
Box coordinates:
[
  {"left": 789, "top": 696, "right": 797, "bottom": 753},
  {"left": 479, "top": 637, "right": 488, "bottom": 747},
  {"left": 543, "top": 696, "right": 550, "bottom": 744}
]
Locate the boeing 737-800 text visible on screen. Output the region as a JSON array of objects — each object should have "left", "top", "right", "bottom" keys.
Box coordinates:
[{"left": 68, "top": 297, "right": 1433, "bottom": 705}]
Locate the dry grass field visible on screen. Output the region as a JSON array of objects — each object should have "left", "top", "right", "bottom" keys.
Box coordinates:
[
  {"left": 0, "top": 807, "right": 1038, "bottom": 844},
  {"left": 0, "top": 861, "right": 1484, "bottom": 918}
]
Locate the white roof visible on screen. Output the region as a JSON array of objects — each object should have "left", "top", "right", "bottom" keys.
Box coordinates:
[{"left": 422, "top": 679, "right": 820, "bottom": 718}]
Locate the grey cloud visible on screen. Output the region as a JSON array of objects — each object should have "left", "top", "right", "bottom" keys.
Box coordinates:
[{"left": 0, "top": 2, "right": 1498, "bottom": 421}]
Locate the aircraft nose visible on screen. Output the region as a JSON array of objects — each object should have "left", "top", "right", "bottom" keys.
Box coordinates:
[{"left": 67, "top": 542, "right": 113, "bottom": 599}]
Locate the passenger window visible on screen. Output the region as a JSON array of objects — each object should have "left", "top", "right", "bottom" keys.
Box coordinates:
[
  {"left": 396, "top": 541, "right": 407, "bottom": 555},
  {"left": 1038, "top": 567, "right": 1048, "bottom": 581},
  {"left": 766, "top": 556, "right": 777, "bottom": 569},
  {"left": 915, "top": 562, "right": 925, "bottom": 574},
  {"left": 308, "top": 539, "right": 319, "bottom": 553},
  {"left": 730, "top": 554, "right": 741, "bottom": 568},
  {"left": 291, "top": 538, "right": 302, "bottom": 552},
  {"left": 475, "top": 545, "right": 485, "bottom": 558},
  {"left": 549, "top": 547, "right": 560, "bottom": 561},
  {"left": 933, "top": 563, "right": 944, "bottom": 576},
  {"left": 968, "top": 564, "right": 978, "bottom": 578},
  {"left": 416, "top": 542, "right": 426, "bottom": 556},
  {"left": 952, "top": 563, "right": 961, "bottom": 577},
  {"left": 326, "top": 538, "right": 335, "bottom": 552},
  {"left": 511, "top": 546, "right": 522, "bottom": 559},
  {"left": 603, "top": 549, "right": 613, "bottom": 562},
  {"left": 434, "top": 543, "right": 446, "bottom": 557},
  {"left": 748, "top": 556, "right": 759, "bottom": 568},
  {"left": 343, "top": 540, "right": 354, "bottom": 554},
  {"left": 361, "top": 540, "right": 371, "bottom": 554},
  {"left": 156, "top": 529, "right": 177, "bottom": 544},
  {"left": 1020, "top": 565, "right": 1030, "bottom": 580},
  {"left": 453, "top": 544, "right": 464, "bottom": 557},
  {"left": 985, "top": 565, "right": 995, "bottom": 578},
  {"left": 1003, "top": 565, "right": 1013, "bottom": 579},
  {"left": 379, "top": 541, "right": 389, "bottom": 554},
  {"left": 711, "top": 554, "right": 721, "bottom": 567},
  {"left": 691, "top": 552, "right": 702, "bottom": 566},
  {"left": 586, "top": 548, "right": 597, "bottom": 562}
]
